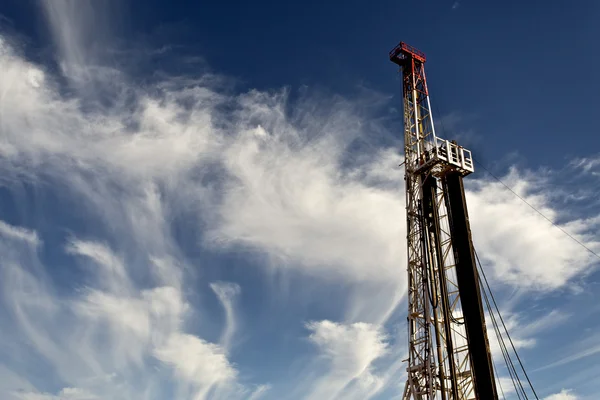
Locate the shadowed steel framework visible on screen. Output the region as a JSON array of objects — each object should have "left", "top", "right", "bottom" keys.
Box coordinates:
[{"left": 389, "top": 42, "right": 498, "bottom": 400}]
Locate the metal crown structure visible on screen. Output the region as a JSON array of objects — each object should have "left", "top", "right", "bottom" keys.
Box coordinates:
[{"left": 390, "top": 41, "right": 498, "bottom": 400}]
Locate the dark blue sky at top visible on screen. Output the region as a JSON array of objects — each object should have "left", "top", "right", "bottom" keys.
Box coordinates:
[{"left": 2, "top": 0, "right": 599, "bottom": 169}]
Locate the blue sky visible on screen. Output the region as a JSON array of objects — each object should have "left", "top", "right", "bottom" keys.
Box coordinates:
[{"left": 0, "top": 1, "right": 599, "bottom": 399}]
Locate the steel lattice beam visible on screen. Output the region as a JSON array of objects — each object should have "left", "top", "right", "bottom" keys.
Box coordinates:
[{"left": 389, "top": 42, "right": 497, "bottom": 400}]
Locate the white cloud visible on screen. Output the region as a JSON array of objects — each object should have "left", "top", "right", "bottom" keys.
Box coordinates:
[
  {"left": 570, "top": 154, "right": 600, "bottom": 176},
  {"left": 2, "top": 22, "right": 596, "bottom": 297},
  {"left": 467, "top": 170, "right": 600, "bottom": 290},
  {"left": 305, "top": 320, "right": 389, "bottom": 400},
  {"left": 247, "top": 385, "right": 271, "bottom": 400},
  {"left": 3, "top": 237, "right": 242, "bottom": 399},
  {"left": 0, "top": 220, "right": 40, "bottom": 246},
  {"left": 13, "top": 387, "right": 99, "bottom": 400},
  {"left": 494, "top": 376, "right": 516, "bottom": 397},
  {"left": 0, "top": 27, "right": 250, "bottom": 398},
  {"left": 485, "top": 309, "right": 569, "bottom": 363},
  {"left": 155, "top": 334, "right": 236, "bottom": 389},
  {"left": 210, "top": 282, "right": 241, "bottom": 351},
  {"left": 209, "top": 94, "right": 406, "bottom": 286},
  {"left": 66, "top": 239, "right": 130, "bottom": 293},
  {"left": 38, "top": 0, "right": 122, "bottom": 86},
  {"left": 73, "top": 290, "right": 152, "bottom": 368},
  {"left": 544, "top": 389, "right": 578, "bottom": 400},
  {"left": 70, "top": 279, "right": 242, "bottom": 399}
]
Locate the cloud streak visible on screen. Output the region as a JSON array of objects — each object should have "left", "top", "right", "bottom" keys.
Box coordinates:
[
  {"left": 305, "top": 320, "right": 389, "bottom": 400},
  {"left": 543, "top": 389, "right": 579, "bottom": 400},
  {"left": 0, "top": 220, "right": 40, "bottom": 246},
  {"left": 210, "top": 282, "right": 241, "bottom": 351}
]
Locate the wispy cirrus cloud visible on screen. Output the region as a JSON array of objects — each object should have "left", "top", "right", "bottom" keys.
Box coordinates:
[
  {"left": 543, "top": 389, "right": 579, "bottom": 400},
  {"left": 210, "top": 281, "right": 241, "bottom": 351},
  {"left": 304, "top": 320, "right": 389, "bottom": 400},
  {"left": 467, "top": 168, "right": 599, "bottom": 291},
  {"left": 0, "top": 220, "right": 40, "bottom": 246},
  {"left": 570, "top": 154, "right": 600, "bottom": 176},
  {"left": 12, "top": 387, "right": 99, "bottom": 400}
]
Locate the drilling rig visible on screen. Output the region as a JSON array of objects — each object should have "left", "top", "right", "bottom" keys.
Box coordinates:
[{"left": 390, "top": 42, "right": 498, "bottom": 400}]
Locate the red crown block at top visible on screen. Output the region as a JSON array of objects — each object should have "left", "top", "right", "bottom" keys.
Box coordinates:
[{"left": 389, "top": 42, "right": 426, "bottom": 66}]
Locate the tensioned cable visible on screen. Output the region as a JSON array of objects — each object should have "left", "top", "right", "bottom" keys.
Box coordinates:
[
  {"left": 415, "top": 82, "right": 554, "bottom": 399},
  {"left": 475, "top": 250, "right": 540, "bottom": 399},
  {"left": 479, "top": 266, "right": 525, "bottom": 399},
  {"left": 473, "top": 159, "right": 600, "bottom": 261},
  {"left": 478, "top": 255, "right": 533, "bottom": 399},
  {"left": 481, "top": 270, "right": 526, "bottom": 399},
  {"left": 491, "top": 344, "right": 508, "bottom": 400},
  {"left": 430, "top": 106, "right": 536, "bottom": 397},
  {"left": 431, "top": 103, "right": 600, "bottom": 262}
]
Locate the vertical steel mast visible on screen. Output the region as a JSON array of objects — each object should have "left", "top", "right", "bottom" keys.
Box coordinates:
[{"left": 389, "top": 42, "right": 498, "bottom": 400}]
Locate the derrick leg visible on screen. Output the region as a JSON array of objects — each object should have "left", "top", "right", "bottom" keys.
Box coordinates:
[{"left": 444, "top": 173, "right": 498, "bottom": 400}]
